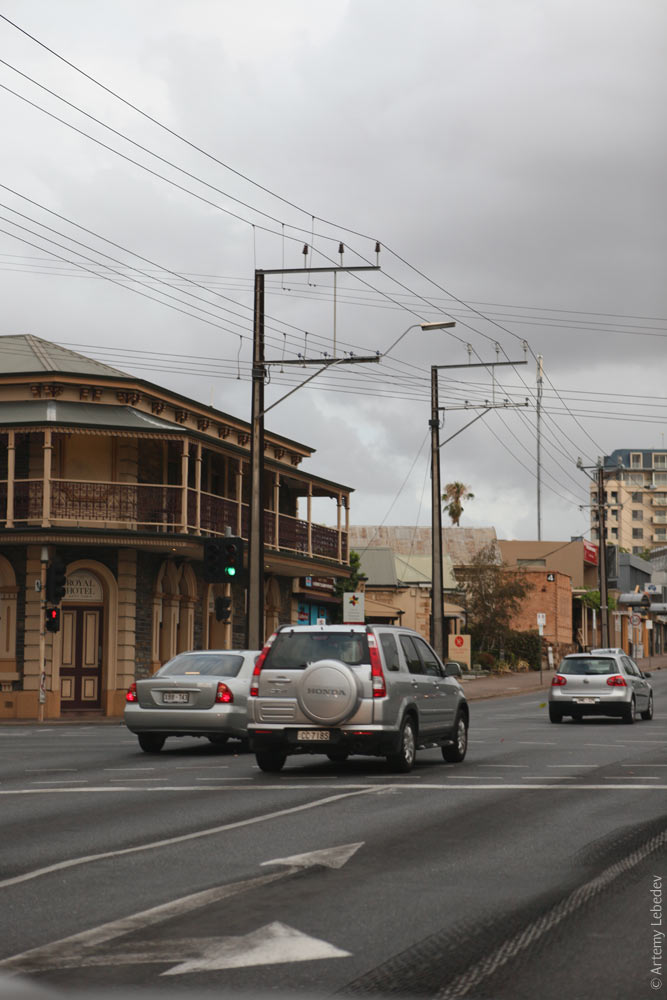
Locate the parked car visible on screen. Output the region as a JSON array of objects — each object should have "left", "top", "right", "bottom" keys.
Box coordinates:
[
  {"left": 124, "top": 649, "right": 260, "bottom": 752},
  {"left": 247, "top": 624, "right": 469, "bottom": 773},
  {"left": 549, "top": 650, "right": 653, "bottom": 723}
]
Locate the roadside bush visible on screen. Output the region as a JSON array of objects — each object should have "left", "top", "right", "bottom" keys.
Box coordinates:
[
  {"left": 476, "top": 651, "right": 496, "bottom": 670},
  {"left": 505, "top": 629, "right": 541, "bottom": 670}
]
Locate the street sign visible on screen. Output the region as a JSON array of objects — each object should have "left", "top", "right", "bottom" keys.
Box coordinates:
[
  {"left": 536, "top": 613, "right": 546, "bottom": 626},
  {"left": 343, "top": 592, "right": 364, "bottom": 624},
  {"left": 630, "top": 613, "right": 641, "bottom": 626}
]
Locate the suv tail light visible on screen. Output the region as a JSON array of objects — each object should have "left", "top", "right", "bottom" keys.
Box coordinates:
[
  {"left": 551, "top": 675, "right": 567, "bottom": 687},
  {"left": 215, "top": 682, "right": 233, "bottom": 703},
  {"left": 250, "top": 631, "right": 277, "bottom": 696},
  {"left": 125, "top": 682, "right": 137, "bottom": 703},
  {"left": 606, "top": 674, "right": 627, "bottom": 687},
  {"left": 366, "top": 630, "right": 386, "bottom": 698}
]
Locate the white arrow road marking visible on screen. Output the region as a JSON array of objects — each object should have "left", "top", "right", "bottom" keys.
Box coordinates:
[
  {"left": 0, "top": 789, "right": 374, "bottom": 889},
  {"left": 261, "top": 842, "right": 363, "bottom": 870},
  {"left": 0, "top": 843, "right": 363, "bottom": 975}
]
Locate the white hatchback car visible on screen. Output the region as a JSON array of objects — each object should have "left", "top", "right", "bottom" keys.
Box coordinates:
[{"left": 549, "top": 651, "right": 653, "bottom": 723}]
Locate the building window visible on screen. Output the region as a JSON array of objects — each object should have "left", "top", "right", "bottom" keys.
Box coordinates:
[
  {"left": 633, "top": 546, "right": 644, "bottom": 554},
  {"left": 632, "top": 528, "right": 644, "bottom": 539},
  {"left": 626, "top": 473, "right": 645, "bottom": 486},
  {"left": 610, "top": 508, "right": 618, "bottom": 519},
  {"left": 517, "top": 558, "right": 546, "bottom": 567},
  {"left": 632, "top": 509, "right": 643, "bottom": 521},
  {"left": 654, "top": 454, "right": 667, "bottom": 469},
  {"left": 631, "top": 492, "right": 643, "bottom": 503},
  {"left": 654, "top": 473, "right": 667, "bottom": 486},
  {"left": 611, "top": 527, "right": 618, "bottom": 538},
  {"left": 630, "top": 453, "right": 643, "bottom": 469}
]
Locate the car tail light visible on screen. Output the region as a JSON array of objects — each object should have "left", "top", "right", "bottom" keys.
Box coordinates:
[
  {"left": 551, "top": 675, "right": 567, "bottom": 687},
  {"left": 606, "top": 674, "right": 627, "bottom": 687},
  {"left": 250, "top": 632, "right": 277, "bottom": 696},
  {"left": 215, "top": 682, "right": 233, "bottom": 703},
  {"left": 366, "top": 630, "right": 386, "bottom": 698},
  {"left": 125, "top": 682, "right": 137, "bottom": 703}
]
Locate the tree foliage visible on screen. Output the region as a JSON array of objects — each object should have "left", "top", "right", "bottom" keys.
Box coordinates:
[
  {"left": 458, "top": 542, "right": 531, "bottom": 652},
  {"left": 442, "top": 481, "right": 474, "bottom": 527}
]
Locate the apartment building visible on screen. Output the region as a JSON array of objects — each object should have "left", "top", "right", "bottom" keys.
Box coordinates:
[{"left": 591, "top": 449, "right": 667, "bottom": 554}]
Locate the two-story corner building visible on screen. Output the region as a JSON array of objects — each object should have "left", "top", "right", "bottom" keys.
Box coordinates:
[
  {"left": 591, "top": 449, "right": 667, "bottom": 554},
  {"left": 0, "top": 335, "right": 353, "bottom": 720}
]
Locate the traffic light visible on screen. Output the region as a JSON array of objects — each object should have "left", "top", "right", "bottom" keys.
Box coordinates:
[
  {"left": 203, "top": 540, "right": 224, "bottom": 582},
  {"left": 215, "top": 596, "right": 232, "bottom": 623},
  {"left": 222, "top": 537, "right": 245, "bottom": 583},
  {"left": 45, "top": 607, "right": 60, "bottom": 633},
  {"left": 202, "top": 538, "right": 247, "bottom": 584},
  {"left": 46, "top": 559, "right": 67, "bottom": 604}
]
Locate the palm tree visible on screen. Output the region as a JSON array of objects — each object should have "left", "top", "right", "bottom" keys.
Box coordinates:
[{"left": 442, "top": 482, "right": 474, "bottom": 526}]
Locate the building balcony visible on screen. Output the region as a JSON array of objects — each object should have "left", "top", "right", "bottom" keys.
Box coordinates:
[{"left": 0, "top": 478, "right": 347, "bottom": 565}]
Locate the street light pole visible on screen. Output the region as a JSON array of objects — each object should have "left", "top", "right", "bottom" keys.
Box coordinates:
[
  {"left": 597, "top": 463, "right": 610, "bottom": 647},
  {"left": 430, "top": 365, "right": 445, "bottom": 659},
  {"left": 247, "top": 263, "right": 379, "bottom": 650}
]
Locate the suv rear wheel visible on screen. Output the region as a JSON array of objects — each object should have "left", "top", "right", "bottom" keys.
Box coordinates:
[
  {"left": 256, "top": 750, "right": 287, "bottom": 773},
  {"left": 387, "top": 716, "right": 416, "bottom": 773}
]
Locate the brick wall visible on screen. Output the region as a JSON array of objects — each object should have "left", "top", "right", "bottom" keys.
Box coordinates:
[{"left": 510, "top": 570, "right": 573, "bottom": 647}]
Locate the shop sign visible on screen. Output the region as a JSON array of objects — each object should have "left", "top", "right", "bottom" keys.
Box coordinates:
[
  {"left": 583, "top": 541, "right": 598, "bottom": 565},
  {"left": 343, "top": 592, "right": 364, "bottom": 623},
  {"left": 65, "top": 571, "right": 103, "bottom": 603}
]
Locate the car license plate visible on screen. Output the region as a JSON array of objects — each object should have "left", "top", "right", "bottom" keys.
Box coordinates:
[
  {"left": 163, "top": 692, "right": 189, "bottom": 704},
  {"left": 297, "top": 730, "right": 330, "bottom": 741},
  {"left": 573, "top": 697, "right": 596, "bottom": 704}
]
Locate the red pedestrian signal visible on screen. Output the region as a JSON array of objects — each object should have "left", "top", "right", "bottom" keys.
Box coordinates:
[{"left": 45, "top": 607, "right": 60, "bottom": 633}]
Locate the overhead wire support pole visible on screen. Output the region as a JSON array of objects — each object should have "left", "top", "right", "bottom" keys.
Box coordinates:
[
  {"left": 537, "top": 355, "right": 543, "bottom": 540},
  {"left": 429, "top": 358, "right": 528, "bottom": 661},
  {"left": 248, "top": 264, "right": 380, "bottom": 651},
  {"left": 597, "top": 463, "right": 610, "bottom": 647}
]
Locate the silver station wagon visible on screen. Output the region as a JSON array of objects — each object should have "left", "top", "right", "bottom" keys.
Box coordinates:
[
  {"left": 124, "top": 649, "right": 260, "bottom": 753},
  {"left": 247, "top": 624, "right": 469, "bottom": 773},
  {"left": 549, "top": 650, "right": 653, "bottom": 723}
]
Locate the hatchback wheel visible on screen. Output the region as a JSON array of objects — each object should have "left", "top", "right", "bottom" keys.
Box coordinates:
[
  {"left": 256, "top": 750, "right": 286, "bottom": 773},
  {"left": 387, "top": 717, "right": 416, "bottom": 773},
  {"left": 442, "top": 713, "right": 468, "bottom": 763},
  {"left": 622, "top": 697, "right": 636, "bottom": 725},
  {"left": 138, "top": 734, "right": 165, "bottom": 753},
  {"left": 548, "top": 705, "right": 563, "bottom": 724},
  {"left": 640, "top": 693, "right": 654, "bottom": 721}
]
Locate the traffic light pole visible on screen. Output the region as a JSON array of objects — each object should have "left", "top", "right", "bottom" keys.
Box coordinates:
[{"left": 38, "top": 549, "right": 48, "bottom": 722}]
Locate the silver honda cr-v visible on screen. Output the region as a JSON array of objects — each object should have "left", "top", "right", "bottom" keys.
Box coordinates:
[{"left": 247, "top": 624, "right": 469, "bottom": 773}]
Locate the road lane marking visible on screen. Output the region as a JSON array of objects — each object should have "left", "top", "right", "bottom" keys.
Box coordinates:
[
  {"left": 517, "top": 742, "right": 556, "bottom": 745},
  {"left": 621, "top": 763, "right": 667, "bottom": 767},
  {"left": 0, "top": 788, "right": 377, "bottom": 889},
  {"left": 547, "top": 764, "right": 599, "bottom": 768},
  {"left": 436, "top": 825, "right": 667, "bottom": 999},
  {"left": 521, "top": 775, "right": 575, "bottom": 779},
  {"left": 604, "top": 775, "right": 660, "bottom": 780},
  {"left": 25, "top": 769, "right": 77, "bottom": 773},
  {"left": 0, "top": 845, "right": 362, "bottom": 974},
  {"left": 30, "top": 780, "right": 88, "bottom": 785},
  {"left": 481, "top": 764, "right": 528, "bottom": 768}
]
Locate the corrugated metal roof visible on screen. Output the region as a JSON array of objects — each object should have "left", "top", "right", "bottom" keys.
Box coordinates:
[
  {"left": 358, "top": 546, "right": 458, "bottom": 589},
  {"left": 0, "top": 335, "right": 129, "bottom": 377},
  {"left": 0, "top": 400, "right": 182, "bottom": 432}
]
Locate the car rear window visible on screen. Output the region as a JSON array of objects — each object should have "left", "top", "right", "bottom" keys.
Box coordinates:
[
  {"left": 558, "top": 657, "right": 617, "bottom": 676},
  {"left": 265, "top": 632, "right": 369, "bottom": 670},
  {"left": 158, "top": 653, "right": 245, "bottom": 677}
]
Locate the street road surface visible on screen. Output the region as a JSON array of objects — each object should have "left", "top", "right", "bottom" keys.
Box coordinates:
[{"left": 1, "top": 675, "right": 666, "bottom": 999}]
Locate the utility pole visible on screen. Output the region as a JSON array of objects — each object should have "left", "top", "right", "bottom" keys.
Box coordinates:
[
  {"left": 248, "top": 263, "right": 379, "bottom": 650},
  {"left": 597, "top": 462, "right": 610, "bottom": 647},
  {"left": 536, "top": 355, "right": 543, "bottom": 540},
  {"left": 428, "top": 358, "right": 528, "bottom": 660}
]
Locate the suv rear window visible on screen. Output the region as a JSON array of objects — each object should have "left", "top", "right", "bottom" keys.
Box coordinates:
[
  {"left": 158, "top": 653, "right": 245, "bottom": 677},
  {"left": 558, "top": 657, "right": 617, "bottom": 676},
  {"left": 266, "top": 632, "right": 370, "bottom": 670}
]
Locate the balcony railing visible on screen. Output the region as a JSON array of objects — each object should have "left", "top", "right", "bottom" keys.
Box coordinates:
[{"left": 1, "top": 478, "right": 347, "bottom": 564}]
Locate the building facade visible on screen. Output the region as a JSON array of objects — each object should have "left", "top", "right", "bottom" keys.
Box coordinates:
[
  {"left": 0, "top": 336, "right": 352, "bottom": 720},
  {"left": 591, "top": 449, "right": 667, "bottom": 554}
]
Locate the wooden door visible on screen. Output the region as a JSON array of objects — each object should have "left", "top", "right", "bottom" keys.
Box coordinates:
[{"left": 60, "top": 606, "right": 103, "bottom": 709}]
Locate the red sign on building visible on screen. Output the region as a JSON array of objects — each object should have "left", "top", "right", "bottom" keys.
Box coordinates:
[{"left": 583, "top": 541, "right": 598, "bottom": 565}]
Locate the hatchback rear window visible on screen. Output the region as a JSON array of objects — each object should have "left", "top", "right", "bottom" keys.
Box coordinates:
[
  {"left": 158, "top": 653, "right": 245, "bottom": 677},
  {"left": 558, "top": 657, "right": 617, "bottom": 676},
  {"left": 266, "top": 632, "right": 369, "bottom": 670}
]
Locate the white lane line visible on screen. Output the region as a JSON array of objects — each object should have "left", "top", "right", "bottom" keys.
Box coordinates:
[
  {"left": 104, "top": 768, "right": 154, "bottom": 772},
  {"left": 26, "top": 769, "right": 77, "bottom": 773},
  {"left": 30, "top": 780, "right": 88, "bottom": 785},
  {"left": 437, "top": 825, "right": 667, "bottom": 999},
  {"left": 108, "top": 778, "right": 168, "bottom": 783},
  {"left": 585, "top": 743, "right": 625, "bottom": 748},
  {"left": 521, "top": 775, "right": 575, "bottom": 780},
  {"left": 517, "top": 742, "right": 556, "bottom": 746},
  {"left": 0, "top": 787, "right": 378, "bottom": 889},
  {"left": 622, "top": 763, "right": 667, "bottom": 767},
  {"left": 547, "top": 764, "right": 599, "bottom": 768},
  {"left": 481, "top": 764, "right": 528, "bottom": 768},
  {"left": 175, "top": 766, "right": 229, "bottom": 770},
  {"left": 436, "top": 775, "right": 505, "bottom": 781},
  {"left": 604, "top": 775, "right": 661, "bottom": 780}
]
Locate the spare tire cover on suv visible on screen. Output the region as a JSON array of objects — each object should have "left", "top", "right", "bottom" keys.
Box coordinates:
[{"left": 296, "top": 659, "right": 362, "bottom": 725}]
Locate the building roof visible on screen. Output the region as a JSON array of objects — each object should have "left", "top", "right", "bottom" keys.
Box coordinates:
[
  {"left": 0, "top": 400, "right": 182, "bottom": 433},
  {"left": 349, "top": 525, "right": 498, "bottom": 566},
  {"left": 603, "top": 448, "right": 667, "bottom": 470},
  {"left": 0, "top": 335, "right": 129, "bottom": 378},
  {"left": 358, "top": 546, "right": 458, "bottom": 589}
]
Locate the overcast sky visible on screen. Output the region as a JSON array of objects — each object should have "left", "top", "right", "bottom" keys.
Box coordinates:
[{"left": 1, "top": 1, "right": 666, "bottom": 542}]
